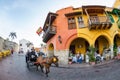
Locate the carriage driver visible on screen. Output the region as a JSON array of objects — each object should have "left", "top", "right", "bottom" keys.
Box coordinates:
[{"left": 28, "top": 48, "right": 38, "bottom": 62}]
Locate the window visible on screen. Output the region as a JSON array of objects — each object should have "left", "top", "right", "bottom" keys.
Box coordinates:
[
  {"left": 90, "top": 15, "right": 99, "bottom": 23},
  {"left": 20, "top": 44, "right": 22, "bottom": 46},
  {"left": 77, "top": 16, "right": 84, "bottom": 28},
  {"left": 68, "top": 17, "right": 76, "bottom": 29}
]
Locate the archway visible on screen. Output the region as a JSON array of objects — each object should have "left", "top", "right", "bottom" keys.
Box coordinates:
[
  {"left": 95, "top": 36, "right": 109, "bottom": 54},
  {"left": 48, "top": 43, "right": 54, "bottom": 57},
  {"left": 69, "top": 37, "right": 89, "bottom": 57}
]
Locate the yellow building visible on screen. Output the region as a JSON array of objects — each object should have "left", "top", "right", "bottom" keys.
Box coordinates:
[{"left": 38, "top": 0, "right": 120, "bottom": 65}]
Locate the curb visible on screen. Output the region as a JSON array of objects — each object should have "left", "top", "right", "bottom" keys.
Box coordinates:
[{"left": 54, "top": 60, "right": 116, "bottom": 69}]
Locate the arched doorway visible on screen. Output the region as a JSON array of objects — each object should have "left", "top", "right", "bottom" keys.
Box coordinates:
[
  {"left": 48, "top": 43, "right": 54, "bottom": 57},
  {"left": 114, "top": 34, "right": 120, "bottom": 50},
  {"left": 95, "top": 36, "right": 109, "bottom": 54},
  {"left": 69, "top": 38, "right": 89, "bottom": 59}
]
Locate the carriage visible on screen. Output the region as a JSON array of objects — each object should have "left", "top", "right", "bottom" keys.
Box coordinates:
[
  {"left": 25, "top": 51, "right": 59, "bottom": 77},
  {"left": 25, "top": 52, "right": 38, "bottom": 69}
]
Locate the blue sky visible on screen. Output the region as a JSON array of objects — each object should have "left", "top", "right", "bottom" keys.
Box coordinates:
[{"left": 0, "top": 0, "right": 115, "bottom": 47}]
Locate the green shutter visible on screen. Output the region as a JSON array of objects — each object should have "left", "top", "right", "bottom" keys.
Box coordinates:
[
  {"left": 118, "top": 20, "right": 120, "bottom": 29},
  {"left": 108, "top": 14, "right": 115, "bottom": 23}
]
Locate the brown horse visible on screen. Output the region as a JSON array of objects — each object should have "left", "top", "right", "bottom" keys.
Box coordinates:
[{"left": 35, "top": 55, "right": 59, "bottom": 77}]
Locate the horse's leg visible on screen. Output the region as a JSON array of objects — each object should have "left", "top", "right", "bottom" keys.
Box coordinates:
[
  {"left": 45, "top": 65, "right": 51, "bottom": 77},
  {"left": 40, "top": 64, "right": 44, "bottom": 73},
  {"left": 36, "top": 64, "right": 39, "bottom": 71},
  {"left": 55, "top": 62, "right": 59, "bottom": 67},
  {"left": 45, "top": 67, "right": 49, "bottom": 77}
]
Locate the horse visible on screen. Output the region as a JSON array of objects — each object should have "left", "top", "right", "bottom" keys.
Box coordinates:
[{"left": 35, "top": 55, "right": 59, "bottom": 77}]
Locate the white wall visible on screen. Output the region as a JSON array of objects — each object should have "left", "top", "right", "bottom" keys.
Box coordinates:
[{"left": 19, "top": 39, "right": 34, "bottom": 54}]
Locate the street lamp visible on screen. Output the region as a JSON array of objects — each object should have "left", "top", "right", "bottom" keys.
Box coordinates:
[{"left": 58, "top": 35, "right": 62, "bottom": 44}]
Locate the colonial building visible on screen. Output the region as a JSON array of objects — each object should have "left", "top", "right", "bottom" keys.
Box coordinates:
[
  {"left": 0, "top": 36, "right": 18, "bottom": 52},
  {"left": 37, "top": 0, "right": 120, "bottom": 65},
  {"left": 19, "top": 39, "right": 34, "bottom": 54}
]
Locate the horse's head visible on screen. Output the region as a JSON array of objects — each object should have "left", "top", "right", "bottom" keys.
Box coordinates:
[
  {"left": 49, "top": 55, "right": 59, "bottom": 67},
  {"left": 52, "top": 56, "right": 58, "bottom": 63}
]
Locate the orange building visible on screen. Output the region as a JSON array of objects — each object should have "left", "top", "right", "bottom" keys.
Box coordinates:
[{"left": 37, "top": 0, "right": 120, "bottom": 65}]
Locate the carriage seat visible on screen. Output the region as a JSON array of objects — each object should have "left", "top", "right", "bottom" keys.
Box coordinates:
[{"left": 29, "top": 54, "right": 37, "bottom": 62}]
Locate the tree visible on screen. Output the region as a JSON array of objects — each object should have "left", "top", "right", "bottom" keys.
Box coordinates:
[
  {"left": 26, "top": 42, "right": 33, "bottom": 47},
  {"left": 40, "top": 43, "right": 43, "bottom": 47},
  {"left": 9, "top": 32, "right": 17, "bottom": 41}
]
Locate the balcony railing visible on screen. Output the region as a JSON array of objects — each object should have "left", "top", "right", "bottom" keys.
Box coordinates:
[
  {"left": 88, "top": 16, "right": 112, "bottom": 30},
  {"left": 43, "top": 26, "right": 56, "bottom": 43}
]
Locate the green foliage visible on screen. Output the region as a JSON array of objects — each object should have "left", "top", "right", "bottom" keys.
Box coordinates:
[
  {"left": 9, "top": 32, "right": 17, "bottom": 41},
  {"left": 118, "top": 20, "right": 120, "bottom": 29},
  {"left": 88, "top": 45, "right": 96, "bottom": 62},
  {"left": 115, "top": 18, "right": 120, "bottom": 29},
  {"left": 113, "top": 48, "right": 117, "bottom": 57},
  {"left": 113, "top": 42, "right": 117, "bottom": 57}
]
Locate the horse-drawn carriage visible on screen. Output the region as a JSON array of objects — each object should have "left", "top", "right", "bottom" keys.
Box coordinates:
[{"left": 25, "top": 51, "right": 59, "bottom": 77}]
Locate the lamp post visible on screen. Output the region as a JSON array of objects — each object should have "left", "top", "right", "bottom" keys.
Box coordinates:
[{"left": 58, "top": 35, "right": 62, "bottom": 44}]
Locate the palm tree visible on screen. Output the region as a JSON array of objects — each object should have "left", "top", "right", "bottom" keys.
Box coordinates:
[
  {"left": 26, "top": 42, "right": 33, "bottom": 47},
  {"left": 40, "top": 43, "right": 43, "bottom": 47},
  {"left": 9, "top": 32, "right": 17, "bottom": 41}
]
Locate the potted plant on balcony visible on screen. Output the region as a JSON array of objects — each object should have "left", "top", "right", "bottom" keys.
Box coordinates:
[{"left": 88, "top": 45, "right": 96, "bottom": 65}]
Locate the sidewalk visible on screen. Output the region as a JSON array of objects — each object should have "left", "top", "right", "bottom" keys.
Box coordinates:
[{"left": 58, "top": 59, "right": 116, "bottom": 69}]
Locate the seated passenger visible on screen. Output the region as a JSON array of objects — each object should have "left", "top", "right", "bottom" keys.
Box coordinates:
[
  {"left": 72, "top": 55, "right": 77, "bottom": 63},
  {"left": 37, "top": 51, "right": 45, "bottom": 57},
  {"left": 77, "top": 54, "right": 82, "bottom": 63},
  {"left": 95, "top": 53, "right": 101, "bottom": 63}
]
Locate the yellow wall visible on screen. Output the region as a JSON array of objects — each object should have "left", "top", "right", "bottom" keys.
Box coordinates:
[
  {"left": 71, "top": 38, "right": 86, "bottom": 54},
  {"left": 113, "top": 0, "right": 120, "bottom": 8},
  {"left": 72, "top": 7, "right": 119, "bottom": 54},
  {"left": 48, "top": 44, "right": 54, "bottom": 50}
]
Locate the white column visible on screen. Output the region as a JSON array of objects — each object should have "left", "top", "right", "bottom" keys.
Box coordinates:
[{"left": 110, "top": 45, "right": 114, "bottom": 59}]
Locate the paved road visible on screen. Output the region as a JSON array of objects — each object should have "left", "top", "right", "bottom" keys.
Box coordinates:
[{"left": 0, "top": 53, "right": 120, "bottom": 80}]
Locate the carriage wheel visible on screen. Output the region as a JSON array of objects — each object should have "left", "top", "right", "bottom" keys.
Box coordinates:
[{"left": 26, "top": 61, "right": 30, "bottom": 69}]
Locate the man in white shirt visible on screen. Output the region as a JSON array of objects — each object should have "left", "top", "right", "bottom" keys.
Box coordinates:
[{"left": 72, "top": 55, "right": 77, "bottom": 63}]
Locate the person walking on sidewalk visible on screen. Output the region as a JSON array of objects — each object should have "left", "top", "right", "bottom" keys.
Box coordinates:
[{"left": 11, "top": 48, "right": 14, "bottom": 54}]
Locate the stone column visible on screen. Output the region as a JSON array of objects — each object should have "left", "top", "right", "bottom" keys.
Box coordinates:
[
  {"left": 54, "top": 49, "right": 69, "bottom": 65},
  {"left": 47, "top": 50, "right": 54, "bottom": 57}
]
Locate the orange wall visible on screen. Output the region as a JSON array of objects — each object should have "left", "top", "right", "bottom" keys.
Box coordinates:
[{"left": 47, "top": 6, "right": 77, "bottom": 50}]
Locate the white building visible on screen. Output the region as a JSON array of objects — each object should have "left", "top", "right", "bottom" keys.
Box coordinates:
[{"left": 19, "top": 39, "right": 34, "bottom": 54}]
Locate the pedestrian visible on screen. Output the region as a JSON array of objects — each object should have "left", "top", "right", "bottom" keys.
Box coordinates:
[
  {"left": 25, "top": 50, "right": 30, "bottom": 62},
  {"left": 11, "top": 49, "right": 14, "bottom": 54},
  {"left": 117, "top": 46, "right": 120, "bottom": 54},
  {"left": 72, "top": 55, "right": 77, "bottom": 63},
  {"left": 85, "top": 49, "right": 89, "bottom": 63}
]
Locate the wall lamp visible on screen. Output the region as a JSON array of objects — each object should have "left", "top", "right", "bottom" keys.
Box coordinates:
[{"left": 58, "top": 35, "right": 62, "bottom": 44}]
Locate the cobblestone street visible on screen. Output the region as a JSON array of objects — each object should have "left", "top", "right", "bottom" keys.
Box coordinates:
[{"left": 0, "top": 53, "right": 120, "bottom": 80}]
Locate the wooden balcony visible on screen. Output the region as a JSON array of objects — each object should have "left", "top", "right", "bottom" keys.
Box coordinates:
[
  {"left": 43, "top": 26, "right": 56, "bottom": 43},
  {"left": 88, "top": 16, "right": 112, "bottom": 30}
]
